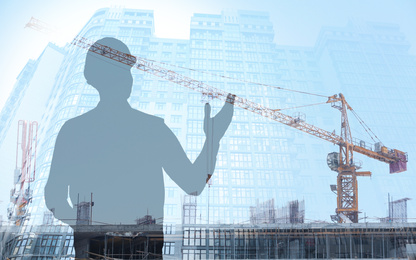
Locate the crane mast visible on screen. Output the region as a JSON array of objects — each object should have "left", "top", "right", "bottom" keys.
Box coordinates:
[
  {"left": 337, "top": 94, "right": 360, "bottom": 223},
  {"left": 71, "top": 36, "right": 407, "bottom": 223},
  {"left": 329, "top": 94, "right": 371, "bottom": 223},
  {"left": 8, "top": 120, "right": 38, "bottom": 226}
]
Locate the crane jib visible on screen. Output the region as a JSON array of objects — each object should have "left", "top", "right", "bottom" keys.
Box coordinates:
[{"left": 70, "top": 35, "right": 407, "bottom": 174}]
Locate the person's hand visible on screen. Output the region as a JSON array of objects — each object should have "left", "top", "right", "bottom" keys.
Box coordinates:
[{"left": 204, "top": 93, "right": 235, "bottom": 142}]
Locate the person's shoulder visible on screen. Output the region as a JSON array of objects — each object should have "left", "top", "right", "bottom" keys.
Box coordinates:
[
  {"left": 131, "top": 109, "right": 165, "bottom": 124},
  {"left": 131, "top": 109, "right": 172, "bottom": 138},
  {"left": 58, "top": 109, "right": 97, "bottom": 134}
]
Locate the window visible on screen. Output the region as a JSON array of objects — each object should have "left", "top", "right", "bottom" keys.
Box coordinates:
[
  {"left": 156, "top": 102, "right": 166, "bottom": 110},
  {"left": 141, "top": 91, "right": 150, "bottom": 98},
  {"left": 61, "top": 235, "right": 74, "bottom": 256},
  {"left": 229, "top": 137, "right": 250, "bottom": 151},
  {"left": 187, "top": 120, "right": 203, "bottom": 134},
  {"left": 183, "top": 228, "right": 206, "bottom": 247},
  {"left": 79, "top": 95, "right": 98, "bottom": 106},
  {"left": 254, "top": 153, "right": 273, "bottom": 168},
  {"left": 232, "top": 187, "right": 255, "bottom": 204},
  {"left": 176, "top": 52, "right": 186, "bottom": 58},
  {"left": 210, "top": 187, "right": 229, "bottom": 204},
  {"left": 33, "top": 235, "right": 62, "bottom": 254},
  {"left": 274, "top": 139, "right": 289, "bottom": 152},
  {"left": 119, "top": 28, "right": 131, "bottom": 36},
  {"left": 157, "top": 91, "right": 167, "bottom": 98},
  {"left": 252, "top": 123, "right": 268, "bottom": 135},
  {"left": 230, "top": 153, "right": 252, "bottom": 168},
  {"left": 231, "top": 123, "right": 249, "bottom": 136},
  {"left": 225, "top": 51, "right": 242, "bottom": 60},
  {"left": 253, "top": 138, "right": 270, "bottom": 151},
  {"left": 58, "top": 107, "right": 75, "bottom": 120},
  {"left": 164, "top": 224, "right": 176, "bottom": 234},
  {"left": 103, "top": 20, "right": 118, "bottom": 33},
  {"left": 187, "top": 135, "right": 204, "bottom": 150},
  {"left": 171, "top": 128, "right": 181, "bottom": 136},
  {"left": 171, "top": 115, "right": 182, "bottom": 123},
  {"left": 166, "top": 187, "right": 176, "bottom": 198},
  {"left": 172, "top": 103, "right": 182, "bottom": 111},
  {"left": 163, "top": 42, "right": 173, "bottom": 48},
  {"left": 183, "top": 204, "right": 197, "bottom": 224},
  {"left": 139, "top": 102, "right": 149, "bottom": 110},
  {"left": 162, "top": 52, "right": 171, "bottom": 58},
  {"left": 188, "top": 106, "right": 203, "bottom": 119},
  {"left": 173, "top": 92, "right": 184, "bottom": 99},
  {"left": 231, "top": 170, "right": 254, "bottom": 185},
  {"left": 225, "top": 41, "right": 241, "bottom": 49},
  {"left": 163, "top": 242, "right": 175, "bottom": 255},
  {"left": 164, "top": 204, "right": 176, "bottom": 216}
]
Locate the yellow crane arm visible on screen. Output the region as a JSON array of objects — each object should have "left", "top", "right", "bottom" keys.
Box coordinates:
[{"left": 71, "top": 36, "right": 407, "bottom": 173}]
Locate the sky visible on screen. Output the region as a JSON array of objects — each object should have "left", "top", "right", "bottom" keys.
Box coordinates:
[
  {"left": 0, "top": 0, "right": 415, "bottom": 221},
  {"left": 0, "top": 0, "right": 415, "bottom": 110}
]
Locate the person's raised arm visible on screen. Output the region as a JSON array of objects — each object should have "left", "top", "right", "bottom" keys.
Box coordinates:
[{"left": 162, "top": 94, "right": 235, "bottom": 195}]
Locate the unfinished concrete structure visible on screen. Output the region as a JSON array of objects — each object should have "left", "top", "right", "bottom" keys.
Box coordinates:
[
  {"left": 73, "top": 224, "right": 164, "bottom": 259},
  {"left": 390, "top": 198, "right": 411, "bottom": 223},
  {"left": 178, "top": 223, "right": 416, "bottom": 259},
  {"left": 3, "top": 223, "right": 416, "bottom": 259}
]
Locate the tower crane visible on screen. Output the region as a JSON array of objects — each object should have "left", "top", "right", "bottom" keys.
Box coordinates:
[
  {"left": 8, "top": 120, "right": 38, "bottom": 226},
  {"left": 22, "top": 13, "right": 409, "bottom": 224},
  {"left": 71, "top": 36, "right": 407, "bottom": 223}
]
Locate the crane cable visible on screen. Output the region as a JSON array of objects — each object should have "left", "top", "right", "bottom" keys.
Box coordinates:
[
  {"left": 350, "top": 109, "right": 382, "bottom": 144},
  {"left": 71, "top": 36, "right": 335, "bottom": 110},
  {"left": 275, "top": 101, "right": 331, "bottom": 111},
  {"left": 138, "top": 56, "right": 329, "bottom": 98},
  {"left": 73, "top": 37, "right": 380, "bottom": 144},
  {"left": 139, "top": 56, "right": 381, "bottom": 140}
]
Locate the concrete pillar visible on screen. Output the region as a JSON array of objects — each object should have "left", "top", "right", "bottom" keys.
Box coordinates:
[{"left": 74, "top": 232, "right": 90, "bottom": 259}]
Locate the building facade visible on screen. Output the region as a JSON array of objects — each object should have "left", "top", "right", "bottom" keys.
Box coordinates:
[{"left": 1, "top": 7, "right": 415, "bottom": 259}]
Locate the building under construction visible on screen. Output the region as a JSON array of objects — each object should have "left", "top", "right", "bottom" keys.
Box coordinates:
[
  {"left": 178, "top": 223, "right": 416, "bottom": 259},
  {"left": 2, "top": 196, "right": 416, "bottom": 259},
  {"left": 2, "top": 223, "right": 416, "bottom": 259}
]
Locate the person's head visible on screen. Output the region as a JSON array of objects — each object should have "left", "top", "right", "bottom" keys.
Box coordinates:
[{"left": 84, "top": 37, "right": 136, "bottom": 102}]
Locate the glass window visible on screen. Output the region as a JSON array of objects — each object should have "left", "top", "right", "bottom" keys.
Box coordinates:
[
  {"left": 171, "top": 115, "right": 182, "bottom": 123},
  {"left": 163, "top": 242, "right": 175, "bottom": 254},
  {"left": 156, "top": 102, "right": 166, "bottom": 110}
]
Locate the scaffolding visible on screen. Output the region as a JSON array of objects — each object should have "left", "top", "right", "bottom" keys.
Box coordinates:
[
  {"left": 390, "top": 198, "right": 411, "bottom": 223},
  {"left": 76, "top": 201, "right": 92, "bottom": 225},
  {"left": 276, "top": 199, "right": 305, "bottom": 224},
  {"left": 250, "top": 199, "right": 276, "bottom": 225}
]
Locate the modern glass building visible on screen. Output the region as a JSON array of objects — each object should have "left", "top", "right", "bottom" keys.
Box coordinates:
[{"left": 1, "top": 7, "right": 415, "bottom": 259}]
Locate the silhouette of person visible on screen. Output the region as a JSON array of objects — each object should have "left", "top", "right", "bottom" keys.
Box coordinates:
[{"left": 44, "top": 37, "right": 234, "bottom": 258}]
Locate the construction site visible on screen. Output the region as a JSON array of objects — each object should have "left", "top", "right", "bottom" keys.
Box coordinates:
[
  {"left": 0, "top": 6, "right": 415, "bottom": 259},
  {"left": 2, "top": 222, "right": 416, "bottom": 259}
]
